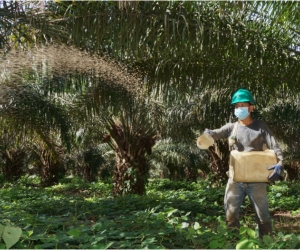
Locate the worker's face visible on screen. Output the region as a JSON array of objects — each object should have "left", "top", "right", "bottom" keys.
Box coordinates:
[{"left": 234, "top": 102, "right": 254, "bottom": 112}]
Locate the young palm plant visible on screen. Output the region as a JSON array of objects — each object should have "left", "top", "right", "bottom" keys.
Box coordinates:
[
  {"left": 78, "top": 93, "right": 164, "bottom": 195},
  {"left": 72, "top": 116, "right": 115, "bottom": 182}
]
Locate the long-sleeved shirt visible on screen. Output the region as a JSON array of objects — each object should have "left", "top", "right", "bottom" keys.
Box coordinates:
[{"left": 210, "top": 120, "right": 283, "bottom": 165}]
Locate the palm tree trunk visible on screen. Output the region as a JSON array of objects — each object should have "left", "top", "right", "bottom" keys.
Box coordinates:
[
  {"left": 113, "top": 150, "right": 148, "bottom": 196},
  {"left": 1, "top": 149, "right": 25, "bottom": 180},
  {"left": 83, "top": 164, "right": 96, "bottom": 182},
  {"left": 39, "top": 150, "right": 64, "bottom": 187}
]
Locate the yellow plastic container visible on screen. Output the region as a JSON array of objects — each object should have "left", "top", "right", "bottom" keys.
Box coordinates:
[
  {"left": 196, "top": 133, "right": 214, "bottom": 150},
  {"left": 229, "top": 150, "right": 277, "bottom": 182}
]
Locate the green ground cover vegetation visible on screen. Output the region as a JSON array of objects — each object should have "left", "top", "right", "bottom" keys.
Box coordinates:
[{"left": 0, "top": 176, "right": 299, "bottom": 249}]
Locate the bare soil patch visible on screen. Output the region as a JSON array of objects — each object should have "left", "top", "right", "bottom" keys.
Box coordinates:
[{"left": 272, "top": 211, "right": 300, "bottom": 234}]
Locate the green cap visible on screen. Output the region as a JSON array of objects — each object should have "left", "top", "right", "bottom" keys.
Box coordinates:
[{"left": 231, "top": 88, "right": 255, "bottom": 105}]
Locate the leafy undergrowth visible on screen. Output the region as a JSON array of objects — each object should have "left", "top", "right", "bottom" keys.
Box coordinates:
[{"left": 0, "top": 176, "right": 299, "bottom": 249}]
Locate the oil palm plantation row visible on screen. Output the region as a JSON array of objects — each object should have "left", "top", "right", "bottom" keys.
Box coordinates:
[
  {"left": 1, "top": 1, "right": 300, "bottom": 194},
  {"left": 53, "top": 0, "right": 300, "bottom": 183}
]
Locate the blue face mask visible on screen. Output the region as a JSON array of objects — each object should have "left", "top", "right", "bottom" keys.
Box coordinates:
[{"left": 234, "top": 107, "right": 249, "bottom": 120}]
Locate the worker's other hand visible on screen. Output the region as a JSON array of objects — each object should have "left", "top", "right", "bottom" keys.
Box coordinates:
[
  {"left": 204, "top": 129, "right": 213, "bottom": 136},
  {"left": 268, "top": 164, "right": 284, "bottom": 182}
]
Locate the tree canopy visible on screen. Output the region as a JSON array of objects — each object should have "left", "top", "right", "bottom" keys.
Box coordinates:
[{"left": 1, "top": 0, "right": 300, "bottom": 191}]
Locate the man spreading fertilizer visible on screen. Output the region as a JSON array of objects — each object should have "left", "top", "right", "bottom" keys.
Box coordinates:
[{"left": 198, "top": 88, "right": 284, "bottom": 239}]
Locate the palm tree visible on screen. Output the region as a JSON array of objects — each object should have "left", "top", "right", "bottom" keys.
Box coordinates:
[
  {"left": 52, "top": 1, "right": 300, "bottom": 130},
  {"left": 2, "top": 0, "right": 300, "bottom": 191},
  {"left": 4, "top": 0, "right": 300, "bottom": 123},
  {"left": 0, "top": 127, "right": 28, "bottom": 180},
  {"left": 0, "top": 60, "right": 72, "bottom": 185},
  {"left": 0, "top": 0, "right": 69, "bottom": 50},
  {"left": 50, "top": 1, "right": 300, "bottom": 94},
  {"left": 1, "top": 43, "right": 164, "bottom": 194},
  {"left": 259, "top": 99, "right": 300, "bottom": 180},
  {"left": 77, "top": 95, "right": 163, "bottom": 195}
]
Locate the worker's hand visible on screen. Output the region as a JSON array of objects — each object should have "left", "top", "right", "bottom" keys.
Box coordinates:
[
  {"left": 204, "top": 129, "right": 213, "bottom": 136},
  {"left": 268, "top": 164, "right": 284, "bottom": 182}
]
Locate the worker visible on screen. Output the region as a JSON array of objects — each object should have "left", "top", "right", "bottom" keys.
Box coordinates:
[{"left": 204, "top": 88, "right": 284, "bottom": 239}]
